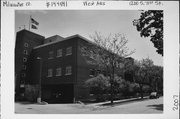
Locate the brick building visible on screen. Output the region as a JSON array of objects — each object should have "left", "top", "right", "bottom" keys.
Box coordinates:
[
  {"left": 15, "top": 30, "right": 44, "bottom": 98},
  {"left": 15, "top": 29, "right": 133, "bottom": 103}
]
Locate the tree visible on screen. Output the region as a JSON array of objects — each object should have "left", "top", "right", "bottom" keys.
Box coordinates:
[
  {"left": 81, "top": 32, "right": 134, "bottom": 104},
  {"left": 86, "top": 74, "right": 140, "bottom": 101},
  {"left": 133, "top": 58, "right": 154, "bottom": 99},
  {"left": 85, "top": 74, "right": 109, "bottom": 101},
  {"left": 133, "top": 10, "right": 163, "bottom": 56},
  {"left": 148, "top": 65, "right": 163, "bottom": 93}
]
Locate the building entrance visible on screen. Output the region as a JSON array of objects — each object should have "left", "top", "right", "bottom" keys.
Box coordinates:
[{"left": 42, "top": 84, "right": 74, "bottom": 103}]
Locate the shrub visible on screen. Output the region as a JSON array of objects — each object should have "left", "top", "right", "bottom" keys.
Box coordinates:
[
  {"left": 85, "top": 74, "right": 110, "bottom": 101},
  {"left": 24, "top": 85, "right": 39, "bottom": 102}
]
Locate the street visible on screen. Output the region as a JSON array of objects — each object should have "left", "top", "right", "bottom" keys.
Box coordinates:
[{"left": 15, "top": 97, "right": 163, "bottom": 114}]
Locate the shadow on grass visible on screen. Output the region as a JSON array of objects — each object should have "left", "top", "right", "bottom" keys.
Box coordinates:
[
  {"left": 147, "top": 104, "right": 163, "bottom": 111},
  {"left": 101, "top": 98, "right": 148, "bottom": 107}
]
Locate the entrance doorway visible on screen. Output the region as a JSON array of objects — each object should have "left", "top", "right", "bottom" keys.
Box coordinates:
[{"left": 42, "top": 84, "right": 74, "bottom": 103}]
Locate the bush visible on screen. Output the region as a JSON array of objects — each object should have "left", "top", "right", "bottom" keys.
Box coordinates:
[
  {"left": 142, "top": 85, "right": 151, "bottom": 93},
  {"left": 86, "top": 74, "right": 143, "bottom": 101},
  {"left": 24, "top": 85, "right": 39, "bottom": 102},
  {"left": 85, "top": 74, "right": 110, "bottom": 101}
]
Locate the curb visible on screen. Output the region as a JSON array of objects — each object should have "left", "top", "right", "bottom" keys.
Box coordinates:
[{"left": 87, "top": 96, "right": 149, "bottom": 106}]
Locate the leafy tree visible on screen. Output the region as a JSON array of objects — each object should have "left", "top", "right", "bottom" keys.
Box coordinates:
[
  {"left": 128, "top": 82, "right": 139, "bottom": 97},
  {"left": 133, "top": 58, "right": 163, "bottom": 98},
  {"left": 112, "top": 76, "right": 124, "bottom": 94},
  {"left": 86, "top": 74, "right": 140, "bottom": 101},
  {"left": 113, "top": 76, "right": 140, "bottom": 98},
  {"left": 124, "top": 57, "right": 135, "bottom": 82},
  {"left": 81, "top": 32, "right": 134, "bottom": 104},
  {"left": 85, "top": 74, "right": 109, "bottom": 101},
  {"left": 133, "top": 10, "right": 163, "bottom": 56},
  {"left": 133, "top": 58, "right": 154, "bottom": 99},
  {"left": 148, "top": 65, "right": 163, "bottom": 93}
]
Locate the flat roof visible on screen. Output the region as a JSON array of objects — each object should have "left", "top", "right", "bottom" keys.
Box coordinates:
[
  {"left": 18, "top": 29, "right": 45, "bottom": 39},
  {"left": 33, "top": 34, "right": 94, "bottom": 49}
]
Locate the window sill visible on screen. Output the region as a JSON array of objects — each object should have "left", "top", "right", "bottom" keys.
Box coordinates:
[
  {"left": 56, "top": 56, "right": 62, "bottom": 58},
  {"left": 65, "top": 73, "right": 72, "bottom": 76},
  {"left": 66, "top": 54, "right": 72, "bottom": 56}
]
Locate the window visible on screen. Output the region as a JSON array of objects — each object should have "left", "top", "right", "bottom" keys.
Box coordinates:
[
  {"left": 21, "top": 73, "right": 26, "bottom": 77},
  {"left": 47, "top": 69, "right": 53, "bottom": 77},
  {"left": 23, "top": 57, "right": 27, "bottom": 62},
  {"left": 24, "top": 43, "right": 29, "bottom": 47},
  {"left": 48, "top": 51, "right": 53, "bottom": 59},
  {"left": 57, "top": 49, "right": 62, "bottom": 57},
  {"left": 23, "top": 50, "right": 28, "bottom": 55},
  {"left": 56, "top": 67, "right": 62, "bottom": 76},
  {"left": 66, "top": 47, "right": 72, "bottom": 56},
  {"left": 20, "top": 80, "right": 25, "bottom": 88},
  {"left": 23, "top": 65, "right": 26, "bottom": 70},
  {"left": 65, "top": 66, "right": 72, "bottom": 75}
]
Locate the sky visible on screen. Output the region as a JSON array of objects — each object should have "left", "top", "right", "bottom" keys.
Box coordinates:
[{"left": 15, "top": 10, "right": 163, "bottom": 66}]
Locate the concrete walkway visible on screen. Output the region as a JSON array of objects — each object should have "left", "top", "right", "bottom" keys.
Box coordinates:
[
  {"left": 86, "top": 96, "right": 149, "bottom": 106},
  {"left": 15, "top": 96, "right": 163, "bottom": 114}
]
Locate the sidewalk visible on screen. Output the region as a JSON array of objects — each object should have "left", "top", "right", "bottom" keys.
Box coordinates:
[
  {"left": 15, "top": 96, "right": 157, "bottom": 114},
  {"left": 86, "top": 96, "right": 149, "bottom": 106}
]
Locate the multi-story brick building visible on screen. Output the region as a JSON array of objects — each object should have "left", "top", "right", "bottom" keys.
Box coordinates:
[
  {"left": 15, "top": 29, "right": 133, "bottom": 103},
  {"left": 15, "top": 30, "right": 44, "bottom": 98}
]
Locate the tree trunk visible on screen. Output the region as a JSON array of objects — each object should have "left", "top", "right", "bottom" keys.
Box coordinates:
[
  {"left": 110, "top": 65, "right": 115, "bottom": 104},
  {"left": 110, "top": 81, "right": 113, "bottom": 104},
  {"left": 140, "top": 84, "right": 143, "bottom": 99}
]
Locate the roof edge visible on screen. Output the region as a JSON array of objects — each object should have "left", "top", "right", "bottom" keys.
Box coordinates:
[{"left": 33, "top": 34, "right": 93, "bottom": 49}]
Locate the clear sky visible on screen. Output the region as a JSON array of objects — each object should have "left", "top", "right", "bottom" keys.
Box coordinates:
[{"left": 15, "top": 10, "right": 163, "bottom": 66}]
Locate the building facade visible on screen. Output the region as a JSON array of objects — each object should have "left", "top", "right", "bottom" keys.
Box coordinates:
[
  {"left": 15, "top": 29, "right": 133, "bottom": 103},
  {"left": 15, "top": 30, "right": 44, "bottom": 98}
]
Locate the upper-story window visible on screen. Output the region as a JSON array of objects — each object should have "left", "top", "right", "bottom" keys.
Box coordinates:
[
  {"left": 65, "top": 66, "right": 72, "bottom": 75},
  {"left": 47, "top": 69, "right": 53, "bottom": 77},
  {"left": 24, "top": 43, "right": 29, "bottom": 47},
  {"left": 23, "top": 57, "right": 27, "bottom": 62},
  {"left": 23, "top": 50, "right": 28, "bottom": 55},
  {"left": 23, "top": 65, "right": 26, "bottom": 70},
  {"left": 66, "top": 47, "right": 72, "bottom": 56},
  {"left": 56, "top": 67, "right": 62, "bottom": 76},
  {"left": 21, "top": 73, "right": 26, "bottom": 77},
  {"left": 48, "top": 51, "right": 54, "bottom": 59},
  {"left": 57, "top": 49, "right": 62, "bottom": 57}
]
